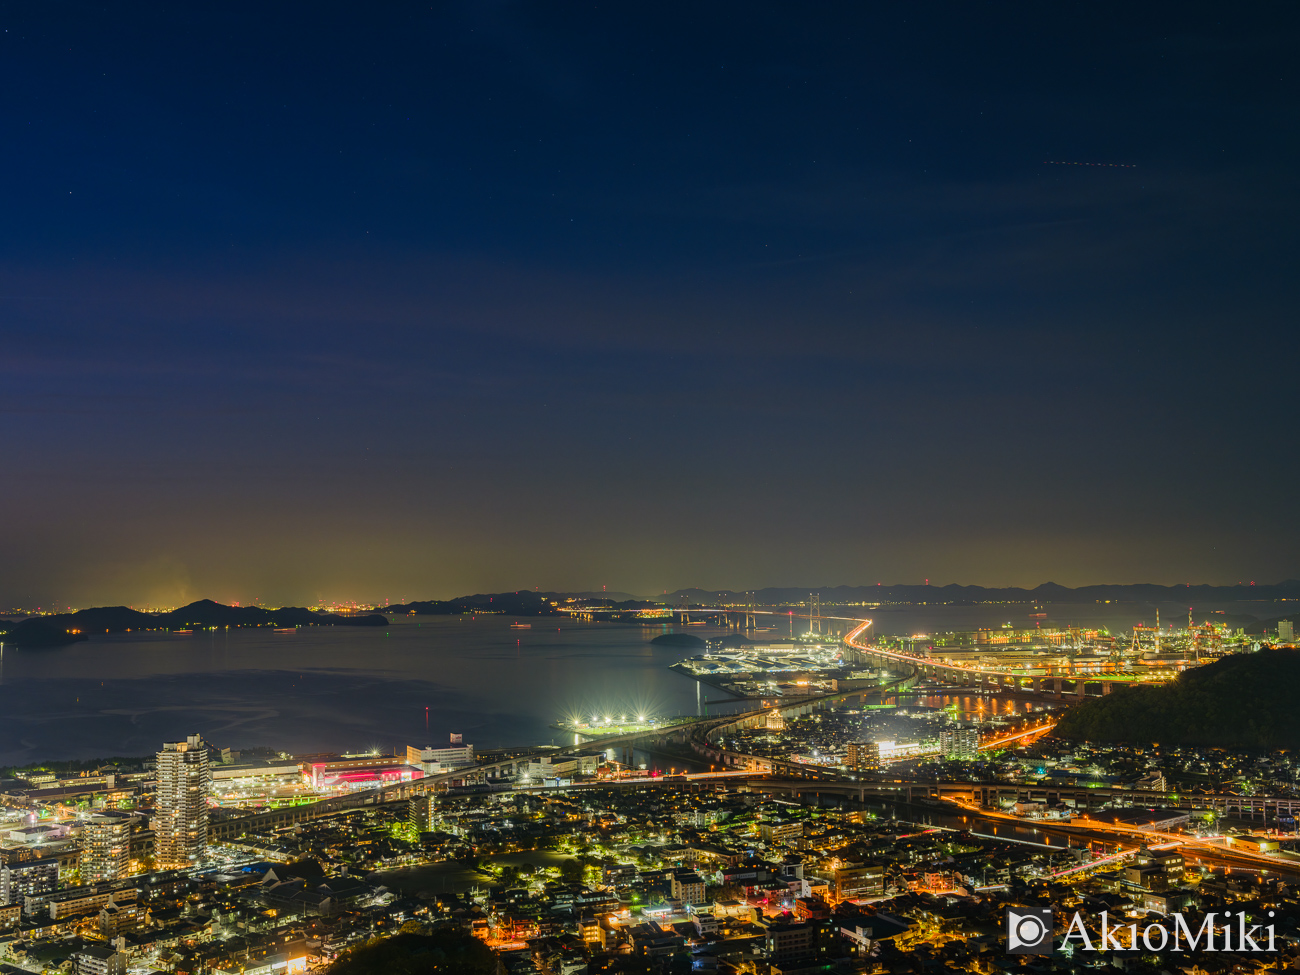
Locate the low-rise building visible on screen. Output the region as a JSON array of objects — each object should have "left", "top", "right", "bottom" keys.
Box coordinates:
[
  {"left": 213, "top": 952, "right": 308, "bottom": 975},
  {"left": 764, "top": 916, "right": 831, "bottom": 966},
  {"left": 628, "top": 922, "right": 685, "bottom": 957},
  {"left": 99, "top": 898, "right": 142, "bottom": 937},
  {"left": 406, "top": 744, "right": 476, "bottom": 771},
  {"left": 833, "top": 864, "right": 884, "bottom": 901},
  {"left": 691, "top": 911, "right": 717, "bottom": 935},
  {"left": 759, "top": 820, "right": 803, "bottom": 845},
  {"left": 35, "top": 881, "right": 138, "bottom": 920},
  {"left": 71, "top": 939, "right": 128, "bottom": 975}
]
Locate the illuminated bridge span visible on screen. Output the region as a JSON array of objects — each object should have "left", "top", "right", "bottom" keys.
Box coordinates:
[
  {"left": 564, "top": 605, "right": 868, "bottom": 631},
  {"left": 842, "top": 620, "right": 1136, "bottom": 699},
  {"left": 582, "top": 607, "right": 1164, "bottom": 699}
]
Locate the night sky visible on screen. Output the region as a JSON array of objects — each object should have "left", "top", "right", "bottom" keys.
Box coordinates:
[{"left": 2, "top": 4, "right": 1297, "bottom": 606}]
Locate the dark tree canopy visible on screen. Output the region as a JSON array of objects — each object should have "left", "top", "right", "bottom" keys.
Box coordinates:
[
  {"left": 1053, "top": 648, "right": 1300, "bottom": 749},
  {"left": 328, "top": 930, "right": 496, "bottom": 975}
]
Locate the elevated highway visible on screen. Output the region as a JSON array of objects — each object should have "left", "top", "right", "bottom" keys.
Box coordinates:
[
  {"left": 570, "top": 603, "right": 1185, "bottom": 702},
  {"left": 207, "top": 760, "right": 1299, "bottom": 845},
  {"left": 733, "top": 777, "right": 1300, "bottom": 822},
  {"left": 842, "top": 620, "right": 1133, "bottom": 700}
]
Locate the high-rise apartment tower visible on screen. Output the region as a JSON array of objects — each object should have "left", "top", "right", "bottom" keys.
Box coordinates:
[
  {"left": 938, "top": 727, "right": 981, "bottom": 760},
  {"left": 152, "top": 734, "right": 211, "bottom": 868},
  {"left": 846, "top": 741, "right": 881, "bottom": 772},
  {"left": 81, "top": 817, "right": 132, "bottom": 882}
]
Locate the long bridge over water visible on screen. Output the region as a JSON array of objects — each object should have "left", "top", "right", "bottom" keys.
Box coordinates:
[{"left": 202, "top": 623, "right": 1245, "bottom": 846}]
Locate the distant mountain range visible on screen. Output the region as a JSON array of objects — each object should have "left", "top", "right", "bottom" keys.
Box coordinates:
[
  {"left": 380, "top": 591, "right": 655, "bottom": 615},
  {"left": 8, "top": 580, "right": 1297, "bottom": 650},
  {"left": 0, "top": 599, "right": 388, "bottom": 648},
  {"left": 657, "top": 581, "right": 1300, "bottom": 605},
  {"left": 542, "top": 590, "right": 641, "bottom": 602}
]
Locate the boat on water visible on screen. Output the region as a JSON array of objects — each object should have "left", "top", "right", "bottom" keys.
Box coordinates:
[
  {"left": 273, "top": 627, "right": 297, "bottom": 633},
  {"left": 172, "top": 629, "right": 193, "bottom": 634},
  {"left": 509, "top": 622, "right": 532, "bottom": 629}
]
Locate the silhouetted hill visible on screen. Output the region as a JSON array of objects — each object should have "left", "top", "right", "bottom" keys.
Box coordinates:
[
  {"left": 0, "top": 618, "right": 90, "bottom": 648},
  {"left": 50, "top": 606, "right": 158, "bottom": 632},
  {"left": 6, "top": 600, "right": 387, "bottom": 644},
  {"left": 383, "top": 592, "right": 557, "bottom": 616},
  {"left": 551, "top": 597, "right": 659, "bottom": 610},
  {"left": 539, "top": 590, "right": 641, "bottom": 602},
  {"left": 660, "top": 580, "right": 1300, "bottom": 605},
  {"left": 153, "top": 600, "right": 386, "bottom": 629},
  {"left": 1053, "top": 649, "right": 1300, "bottom": 748}
]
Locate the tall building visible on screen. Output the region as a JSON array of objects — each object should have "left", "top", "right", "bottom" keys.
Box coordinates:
[
  {"left": 846, "top": 741, "right": 881, "bottom": 772},
  {"left": 938, "top": 727, "right": 980, "bottom": 759},
  {"left": 408, "top": 794, "right": 435, "bottom": 832},
  {"left": 152, "top": 734, "right": 211, "bottom": 868},
  {"left": 1279, "top": 620, "right": 1294, "bottom": 643},
  {"left": 81, "top": 817, "right": 132, "bottom": 882}
]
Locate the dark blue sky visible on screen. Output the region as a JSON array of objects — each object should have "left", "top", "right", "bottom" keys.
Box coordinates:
[{"left": 2, "top": 2, "right": 1297, "bottom": 605}]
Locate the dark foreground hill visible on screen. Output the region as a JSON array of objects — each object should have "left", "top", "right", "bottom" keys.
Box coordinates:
[
  {"left": 1053, "top": 649, "right": 1300, "bottom": 749},
  {"left": 329, "top": 930, "right": 495, "bottom": 975},
  {"left": 0, "top": 599, "right": 387, "bottom": 648}
]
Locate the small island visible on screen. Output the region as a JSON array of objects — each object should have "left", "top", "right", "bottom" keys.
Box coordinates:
[{"left": 649, "top": 633, "right": 706, "bottom": 649}]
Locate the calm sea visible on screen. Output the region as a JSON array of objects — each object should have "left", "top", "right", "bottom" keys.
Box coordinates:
[{"left": 0, "top": 600, "right": 1270, "bottom": 765}]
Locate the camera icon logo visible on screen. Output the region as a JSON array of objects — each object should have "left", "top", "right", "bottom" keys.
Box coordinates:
[{"left": 1006, "top": 907, "right": 1053, "bottom": 954}]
